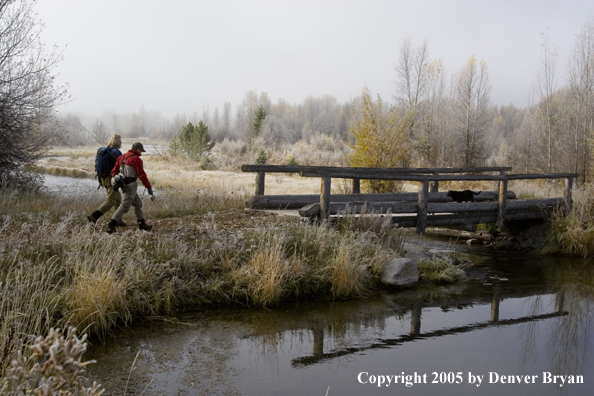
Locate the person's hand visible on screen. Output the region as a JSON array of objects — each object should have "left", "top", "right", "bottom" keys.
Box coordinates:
[{"left": 148, "top": 188, "right": 153, "bottom": 195}]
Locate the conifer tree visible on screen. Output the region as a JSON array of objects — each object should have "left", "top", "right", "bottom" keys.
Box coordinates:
[
  {"left": 170, "top": 121, "right": 215, "bottom": 160},
  {"left": 250, "top": 104, "right": 267, "bottom": 147}
]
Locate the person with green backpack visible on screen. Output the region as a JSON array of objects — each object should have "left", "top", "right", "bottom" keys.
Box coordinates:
[{"left": 86, "top": 134, "right": 127, "bottom": 227}]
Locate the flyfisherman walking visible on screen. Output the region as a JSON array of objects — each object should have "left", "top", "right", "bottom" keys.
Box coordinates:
[
  {"left": 87, "top": 134, "right": 127, "bottom": 226},
  {"left": 106, "top": 142, "right": 154, "bottom": 233}
]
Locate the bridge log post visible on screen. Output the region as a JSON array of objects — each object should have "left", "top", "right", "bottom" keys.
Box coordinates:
[
  {"left": 497, "top": 176, "right": 508, "bottom": 229},
  {"left": 555, "top": 291, "right": 565, "bottom": 313},
  {"left": 352, "top": 178, "right": 360, "bottom": 194},
  {"left": 497, "top": 170, "right": 506, "bottom": 191},
  {"left": 416, "top": 179, "right": 429, "bottom": 234},
  {"left": 320, "top": 177, "right": 332, "bottom": 220},
  {"left": 410, "top": 303, "right": 422, "bottom": 335},
  {"left": 491, "top": 290, "right": 500, "bottom": 322},
  {"left": 430, "top": 171, "right": 439, "bottom": 192},
  {"left": 565, "top": 176, "right": 573, "bottom": 214},
  {"left": 255, "top": 171, "right": 266, "bottom": 196}
]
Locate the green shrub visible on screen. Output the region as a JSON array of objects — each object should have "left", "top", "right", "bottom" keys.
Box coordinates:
[{"left": 417, "top": 257, "right": 465, "bottom": 283}]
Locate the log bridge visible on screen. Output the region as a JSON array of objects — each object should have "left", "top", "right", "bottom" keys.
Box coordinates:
[{"left": 241, "top": 165, "right": 577, "bottom": 234}]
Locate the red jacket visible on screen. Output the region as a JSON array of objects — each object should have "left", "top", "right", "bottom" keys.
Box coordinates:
[{"left": 111, "top": 150, "right": 152, "bottom": 189}]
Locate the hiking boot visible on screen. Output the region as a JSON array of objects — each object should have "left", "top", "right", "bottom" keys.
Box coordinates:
[
  {"left": 116, "top": 220, "right": 127, "bottom": 227},
  {"left": 138, "top": 219, "right": 153, "bottom": 231},
  {"left": 87, "top": 210, "right": 102, "bottom": 224},
  {"left": 106, "top": 219, "right": 118, "bottom": 234}
]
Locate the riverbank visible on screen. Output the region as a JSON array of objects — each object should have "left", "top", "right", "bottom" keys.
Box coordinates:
[{"left": 1, "top": 166, "right": 590, "bottom": 393}]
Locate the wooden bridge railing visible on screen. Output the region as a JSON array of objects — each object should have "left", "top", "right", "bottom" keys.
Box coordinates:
[
  {"left": 241, "top": 165, "right": 577, "bottom": 234},
  {"left": 241, "top": 165, "right": 512, "bottom": 194}
]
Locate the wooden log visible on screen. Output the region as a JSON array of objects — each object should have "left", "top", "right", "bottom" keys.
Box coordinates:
[
  {"left": 320, "top": 177, "right": 331, "bottom": 220},
  {"left": 352, "top": 178, "right": 360, "bottom": 194},
  {"left": 391, "top": 209, "right": 554, "bottom": 228},
  {"left": 299, "top": 170, "right": 506, "bottom": 182},
  {"left": 430, "top": 171, "right": 439, "bottom": 192},
  {"left": 565, "top": 176, "right": 573, "bottom": 214},
  {"left": 296, "top": 165, "right": 512, "bottom": 175},
  {"left": 429, "top": 201, "right": 499, "bottom": 213},
  {"left": 417, "top": 179, "right": 429, "bottom": 234},
  {"left": 299, "top": 203, "right": 320, "bottom": 217},
  {"left": 245, "top": 194, "right": 319, "bottom": 209},
  {"left": 243, "top": 164, "right": 511, "bottom": 174},
  {"left": 362, "top": 201, "right": 560, "bottom": 219},
  {"left": 496, "top": 178, "right": 508, "bottom": 228},
  {"left": 242, "top": 165, "right": 302, "bottom": 173},
  {"left": 299, "top": 198, "right": 558, "bottom": 216},
  {"left": 335, "top": 201, "right": 418, "bottom": 214},
  {"left": 255, "top": 171, "right": 265, "bottom": 196},
  {"left": 506, "top": 173, "right": 579, "bottom": 180},
  {"left": 246, "top": 191, "right": 519, "bottom": 210},
  {"left": 507, "top": 198, "right": 563, "bottom": 209}
]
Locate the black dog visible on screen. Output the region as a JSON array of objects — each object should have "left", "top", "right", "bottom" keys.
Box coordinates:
[{"left": 446, "top": 190, "right": 481, "bottom": 203}]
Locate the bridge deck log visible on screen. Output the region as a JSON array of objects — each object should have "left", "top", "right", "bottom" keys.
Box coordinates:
[
  {"left": 246, "top": 191, "right": 517, "bottom": 209},
  {"left": 297, "top": 198, "right": 560, "bottom": 217}
]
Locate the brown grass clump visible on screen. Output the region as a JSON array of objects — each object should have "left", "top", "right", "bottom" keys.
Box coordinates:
[{"left": 542, "top": 184, "right": 594, "bottom": 257}]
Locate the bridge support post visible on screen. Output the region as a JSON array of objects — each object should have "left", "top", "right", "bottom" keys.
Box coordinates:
[
  {"left": 416, "top": 179, "right": 429, "bottom": 234},
  {"left": 320, "top": 177, "right": 331, "bottom": 220},
  {"left": 497, "top": 177, "right": 508, "bottom": 229},
  {"left": 410, "top": 303, "right": 422, "bottom": 335},
  {"left": 430, "top": 171, "right": 439, "bottom": 192},
  {"left": 255, "top": 171, "right": 265, "bottom": 196},
  {"left": 491, "top": 290, "right": 500, "bottom": 322},
  {"left": 565, "top": 176, "right": 573, "bottom": 214},
  {"left": 352, "top": 178, "right": 360, "bottom": 194},
  {"left": 555, "top": 291, "right": 565, "bottom": 313}
]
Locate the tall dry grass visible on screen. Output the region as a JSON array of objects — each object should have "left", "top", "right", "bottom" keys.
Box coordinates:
[
  {"left": 542, "top": 184, "right": 594, "bottom": 257},
  {"left": 0, "top": 191, "right": 404, "bottom": 377}
]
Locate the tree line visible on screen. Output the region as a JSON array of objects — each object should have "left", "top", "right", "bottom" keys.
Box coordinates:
[
  {"left": 2, "top": 0, "right": 593, "bottom": 190},
  {"left": 54, "top": 17, "right": 594, "bottom": 183}
]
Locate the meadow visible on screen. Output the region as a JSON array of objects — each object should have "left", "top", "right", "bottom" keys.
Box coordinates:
[{"left": 0, "top": 142, "right": 583, "bottom": 393}]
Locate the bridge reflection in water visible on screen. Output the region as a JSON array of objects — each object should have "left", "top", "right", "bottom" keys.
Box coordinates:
[
  {"left": 86, "top": 256, "right": 594, "bottom": 395},
  {"left": 293, "top": 291, "right": 568, "bottom": 367}
]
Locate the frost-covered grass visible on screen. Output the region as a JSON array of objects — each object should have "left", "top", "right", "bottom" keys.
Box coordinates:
[
  {"left": 417, "top": 256, "right": 466, "bottom": 283},
  {"left": 0, "top": 187, "right": 404, "bottom": 382},
  {"left": 542, "top": 184, "right": 594, "bottom": 257}
]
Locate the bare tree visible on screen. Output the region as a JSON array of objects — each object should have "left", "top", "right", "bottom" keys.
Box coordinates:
[
  {"left": 421, "top": 58, "right": 447, "bottom": 165},
  {"left": 0, "top": 0, "right": 66, "bottom": 188},
  {"left": 567, "top": 17, "right": 594, "bottom": 182},
  {"left": 535, "top": 30, "right": 560, "bottom": 172},
  {"left": 453, "top": 56, "right": 492, "bottom": 167},
  {"left": 394, "top": 38, "right": 429, "bottom": 111}
]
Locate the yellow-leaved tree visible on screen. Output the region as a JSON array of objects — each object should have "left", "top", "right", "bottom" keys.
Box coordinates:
[{"left": 349, "top": 88, "right": 415, "bottom": 192}]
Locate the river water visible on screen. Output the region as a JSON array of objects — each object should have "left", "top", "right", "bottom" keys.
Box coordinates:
[
  {"left": 42, "top": 174, "right": 102, "bottom": 196},
  {"left": 84, "top": 238, "right": 594, "bottom": 396}
]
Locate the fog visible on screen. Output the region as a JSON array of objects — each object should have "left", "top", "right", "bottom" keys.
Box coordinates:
[{"left": 35, "top": 0, "right": 593, "bottom": 118}]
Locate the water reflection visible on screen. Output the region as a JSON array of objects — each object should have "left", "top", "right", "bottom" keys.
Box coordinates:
[{"left": 86, "top": 255, "right": 593, "bottom": 395}]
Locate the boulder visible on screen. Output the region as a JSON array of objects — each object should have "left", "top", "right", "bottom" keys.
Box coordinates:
[{"left": 381, "top": 258, "right": 419, "bottom": 287}]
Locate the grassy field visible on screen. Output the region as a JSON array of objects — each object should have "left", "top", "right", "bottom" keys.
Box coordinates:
[{"left": 3, "top": 145, "right": 579, "bottom": 392}]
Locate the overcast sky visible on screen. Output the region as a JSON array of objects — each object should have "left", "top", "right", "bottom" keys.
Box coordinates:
[{"left": 35, "top": 0, "right": 593, "bottom": 118}]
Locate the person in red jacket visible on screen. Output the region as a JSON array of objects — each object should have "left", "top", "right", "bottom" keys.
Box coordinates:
[{"left": 106, "top": 142, "right": 154, "bottom": 233}]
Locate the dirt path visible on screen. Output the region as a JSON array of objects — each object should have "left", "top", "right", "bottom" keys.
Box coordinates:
[{"left": 139, "top": 209, "right": 303, "bottom": 236}]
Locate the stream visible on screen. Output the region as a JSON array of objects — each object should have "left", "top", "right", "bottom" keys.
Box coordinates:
[{"left": 84, "top": 238, "right": 594, "bottom": 396}]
